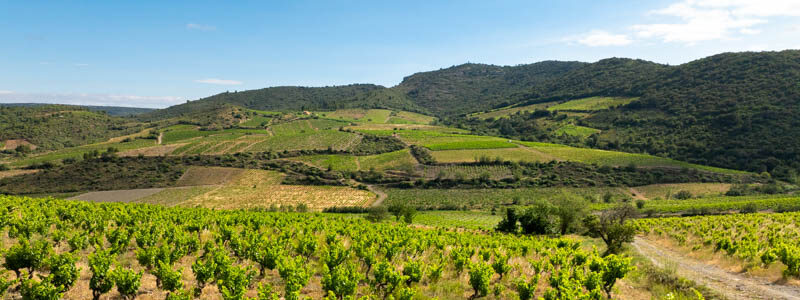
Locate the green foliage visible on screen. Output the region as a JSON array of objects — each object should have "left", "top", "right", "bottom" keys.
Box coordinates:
[
  {"left": 218, "top": 265, "right": 255, "bottom": 300},
  {"left": 3, "top": 238, "right": 52, "bottom": 278},
  {"left": 491, "top": 253, "right": 511, "bottom": 279},
  {"left": 402, "top": 260, "right": 423, "bottom": 284},
  {"left": 112, "top": 267, "right": 142, "bottom": 300},
  {"left": 583, "top": 205, "right": 638, "bottom": 255},
  {"left": 88, "top": 250, "right": 116, "bottom": 300},
  {"left": 322, "top": 262, "right": 363, "bottom": 298},
  {"left": 468, "top": 262, "right": 494, "bottom": 298},
  {"left": 278, "top": 256, "right": 310, "bottom": 300},
  {"left": 153, "top": 261, "right": 183, "bottom": 292},
  {"left": 19, "top": 276, "right": 63, "bottom": 300},
  {"left": 519, "top": 201, "right": 558, "bottom": 235},
  {"left": 589, "top": 254, "right": 635, "bottom": 298},
  {"left": 0, "top": 105, "right": 145, "bottom": 151},
  {"left": 515, "top": 275, "right": 540, "bottom": 300},
  {"left": 45, "top": 252, "right": 80, "bottom": 292}
]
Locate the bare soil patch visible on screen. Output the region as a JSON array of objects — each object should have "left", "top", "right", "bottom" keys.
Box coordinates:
[
  {"left": 68, "top": 188, "right": 166, "bottom": 203},
  {"left": 175, "top": 166, "right": 244, "bottom": 186}
]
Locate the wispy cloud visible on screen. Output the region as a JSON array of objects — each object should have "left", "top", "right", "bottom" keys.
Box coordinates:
[
  {"left": 574, "top": 30, "right": 633, "bottom": 47},
  {"left": 631, "top": 0, "right": 800, "bottom": 44},
  {"left": 73, "top": 63, "right": 89, "bottom": 67},
  {"left": 194, "top": 78, "right": 242, "bottom": 85},
  {"left": 0, "top": 92, "right": 184, "bottom": 108},
  {"left": 186, "top": 23, "right": 216, "bottom": 31}
]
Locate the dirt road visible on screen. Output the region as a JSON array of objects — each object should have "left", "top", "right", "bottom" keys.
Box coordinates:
[
  {"left": 367, "top": 185, "right": 387, "bottom": 207},
  {"left": 633, "top": 237, "right": 800, "bottom": 300}
]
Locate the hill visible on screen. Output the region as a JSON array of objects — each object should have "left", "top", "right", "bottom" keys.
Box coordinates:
[
  {"left": 0, "top": 103, "right": 155, "bottom": 116},
  {"left": 138, "top": 84, "right": 427, "bottom": 123},
  {"left": 0, "top": 105, "right": 146, "bottom": 152},
  {"left": 584, "top": 51, "right": 800, "bottom": 178}
]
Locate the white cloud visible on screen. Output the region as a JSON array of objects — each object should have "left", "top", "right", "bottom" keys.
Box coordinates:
[
  {"left": 0, "top": 92, "right": 184, "bottom": 108},
  {"left": 73, "top": 63, "right": 89, "bottom": 67},
  {"left": 186, "top": 23, "right": 216, "bottom": 31},
  {"left": 632, "top": 0, "right": 800, "bottom": 44},
  {"left": 194, "top": 78, "right": 242, "bottom": 85},
  {"left": 576, "top": 30, "right": 633, "bottom": 47}
]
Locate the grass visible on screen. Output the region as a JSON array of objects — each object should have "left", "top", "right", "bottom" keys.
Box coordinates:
[
  {"left": 358, "top": 149, "right": 416, "bottom": 171},
  {"left": 291, "top": 149, "right": 417, "bottom": 172},
  {"left": 515, "top": 141, "right": 746, "bottom": 174},
  {"left": 420, "top": 165, "right": 512, "bottom": 180},
  {"left": 178, "top": 169, "right": 374, "bottom": 210},
  {"left": 469, "top": 102, "right": 555, "bottom": 119},
  {"left": 11, "top": 138, "right": 157, "bottom": 167},
  {"left": 413, "top": 211, "right": 502, "bottom": 230},
  {"left": 430, "top": 147, "right": 557, "bottom": 163},
  {"left": 548, "top": 96, "right": 639, "bottom": 111},
  {"left": 633, "top": 183, "right": 732, "bottom": 200},
  {"left": 175, "top": 166, "right": 244, "bottom": 186},
  {"left": 424, "top": 139, "right": 518, "bottom": 151},
  {"left": 135, "top": 186, "right": 217, "bottom": 206},
  {"left": 247, "top": 130, "right": 361, "bottom": 152},
  {"left": 384, "top": 187, "right": 628, "bottom": 210},
  {"left": 554, "top": 124, "right": 601, "bottom": 138},
  {"left": 290, "top": 155, "right": 359, "bottom": 172},
  {"left": 239, "top": 115, "right": 272, "bottom": 127}
]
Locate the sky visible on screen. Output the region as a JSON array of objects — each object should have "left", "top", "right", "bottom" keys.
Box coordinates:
[{"left": 1, "top": 0, "right": 799, "bottom": 108}]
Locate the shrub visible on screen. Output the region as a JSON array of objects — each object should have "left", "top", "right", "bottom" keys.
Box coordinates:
[
  {"left": 365, "top": 206, "right": 389, "bottom": 222},
  {"left": 674, "top": 190, "right": 693, "bottom": 200},
  {"left": 112, "top": 267, "right": 142, "bottom": 300},
  {"left": 583, "top": 204, "right": 638, "bottom": 255},
  {"left": 518, "top": 201, "right": 557, "bottom": 235},
  {"left": 468, "top": 262, "right": 493, "bottom": 298}
]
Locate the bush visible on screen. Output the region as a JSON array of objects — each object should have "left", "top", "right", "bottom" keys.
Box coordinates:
[
  {"left": 468, "top": 262, "right": 493, "bottom": 298},
  {"left": 112, "top": 267, "right": 142, "bottom": 300},
  {"left": 495, "top": 208, "right": 519, "bottom": 233},
  {"left": 518, "top": 201, "right": 557, "bottom": 235},
  {"left": 636, "top": 199, "right": 646, "bottom": 209},
  {"left": 365, "top": 206, "right": 389, "bottom": 222},
  {"left": 0, "top": 164, "right": 8, "bottom": 171},
  {"left": 674, "top": 190, "right": 693, "bottom": 200}
]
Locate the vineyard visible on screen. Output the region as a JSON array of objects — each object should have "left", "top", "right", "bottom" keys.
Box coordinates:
[
  {"left": 547, "top": 97, "right": 638, "bottom": 112},
  {"left": 0, "top": 195, "right": 636, "bottom": 299},
  {"left": 635, "top": 212, "right": 800, "bottom": 282}
]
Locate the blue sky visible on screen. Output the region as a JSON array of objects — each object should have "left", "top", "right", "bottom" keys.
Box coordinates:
[{"left": 1, "top": 0, "right": 799, "bottom": 108}]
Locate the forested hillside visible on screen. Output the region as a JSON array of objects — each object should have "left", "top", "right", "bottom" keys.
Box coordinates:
[
  {"left": 585, "top": 51, "right": 800, "bottom": 178},
  {"left": 0, "top": 105, "right": 145, "bottom": 151}
]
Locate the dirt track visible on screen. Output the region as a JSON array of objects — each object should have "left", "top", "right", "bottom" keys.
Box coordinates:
[{"left": 633, "top": 237, "right": 800, "bottom": 300}]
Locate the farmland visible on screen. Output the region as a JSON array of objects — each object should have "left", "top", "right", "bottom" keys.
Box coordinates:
[
  {"left": 548, "top": 97, "right": 639, "bottom": 111},
  {"left": 0, "top": 195, "right": 646, "bottom": 300},
  {"left": 635, "top": 212, "right": 800, "bottom": 285},
  {"left": 290, "top": 149, "right": 417, "bottom": 172},
  {"left": 178, "top": 169, "right": 374, "bottom": 210}
]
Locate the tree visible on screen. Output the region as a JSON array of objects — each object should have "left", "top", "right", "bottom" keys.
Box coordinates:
[
  {"left": 583, "top": 204, "right": 639, "bottom": 255},
  {"left": 518, "top": 201, "right": 557, "bottom": 235},
  {"left": 365, "top": 206, "right": 389, "bottom": 222},
  {"left": 552, "top": 191, "right": 588, "bottom": 235},
  {"left": 495, "top": 207, "right": 519, "bottom": 233}
]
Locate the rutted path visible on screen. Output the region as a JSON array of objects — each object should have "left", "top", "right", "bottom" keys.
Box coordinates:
[
  {"left": 632, "top": 237, "right": 800, "bottom": 300},
  {"left": 367, "top": 185, "right": 387, "bottom": 207}
]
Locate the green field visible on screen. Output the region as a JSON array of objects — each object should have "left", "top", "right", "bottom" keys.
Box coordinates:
[
  {"left": 424, "top": 139, "right": 518, "bottom": 151},
  {"left": 420, "top": 164, "right": 513, "bottom": 180},
  {"left": 318, "top": 109, "right": 435, "bottom": 125},
  {"left": 10, "top": 138, "right": 157, "bottom": 167},
  {"left": 548, "top": 96, "right": 638, "bottom": 111},
  {"left": 383, "top": 187, "right": 628, "bottom": 210},
  {"left": 430, "top": 147, "right": 556, "bottom": 163},
  {"left": 469, "top": 102, "right": 555, "bottom": 119},
  {"left": 516, "top": 141, "right": 745, "bottom": 174},
  {"left": 554, "top": 124, "right": 601, "bottom": 137},
  {"left": 413, "top": 210, "right": 502, "bottom": 230},
  {"left": 292, "top": 149, "right": 416, "bottom": 172}
]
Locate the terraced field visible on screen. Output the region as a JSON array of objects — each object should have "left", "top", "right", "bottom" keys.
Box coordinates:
[
  {"left": 290, "top": 149, "right": 417, "bottom": 172},
  {"left": 430, "top": 147, "right": 556, "bottom": 163},
  {"left": 179, "top": 169, "right": 374, "bottom": 210},
  {"left": 383, "top": 187, "right": 628, "bottom": 210},
  {"left": 318, "top": 109, "right": 434, "bottom": 125},
  {"left": 548, "top": 96, "right": 638, "bottom": 111},
  {"left": 469, "top": 102, "right": 555, "bottom": 119},
  {"left": 420, "top": 164, "right": 513, "bottom": 180}
]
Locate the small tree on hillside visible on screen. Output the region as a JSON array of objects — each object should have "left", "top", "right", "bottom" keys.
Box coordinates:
[
  {"left": 552, "top": 191, "right": 588, "bottom": 235},
  {"left": 583, "top": 204, "right": 638, "bottom": 255}
]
